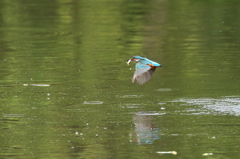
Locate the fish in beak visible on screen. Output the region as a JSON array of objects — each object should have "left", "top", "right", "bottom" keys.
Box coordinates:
[{"left": 126, "top": 59, "right": 132, "bottom": 65}]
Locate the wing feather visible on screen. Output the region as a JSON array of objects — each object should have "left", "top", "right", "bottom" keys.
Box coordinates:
[{"left": 132, "top": 63, "right": 155, "bottom": 85}]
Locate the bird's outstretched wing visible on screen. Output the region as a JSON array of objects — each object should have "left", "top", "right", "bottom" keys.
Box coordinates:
[{"left": 132, "top": 63, "right": 155, "bottom": 85}]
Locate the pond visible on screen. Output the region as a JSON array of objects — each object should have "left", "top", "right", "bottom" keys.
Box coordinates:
[{"left": 0, "top": 0, "right": 240, "bottom": 158}]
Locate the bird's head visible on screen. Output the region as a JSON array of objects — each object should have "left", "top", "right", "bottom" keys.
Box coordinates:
[{"left": 126, "top": 56, "right": 143, "bottom": 65}]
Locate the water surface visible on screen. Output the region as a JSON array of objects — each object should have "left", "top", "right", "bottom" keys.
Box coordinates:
[{"left": 1, "top": 0, "right": 240, "bottom": 158}]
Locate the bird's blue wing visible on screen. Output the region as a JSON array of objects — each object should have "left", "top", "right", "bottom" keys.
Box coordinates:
[
  {"left": 135, "top": 62, "right": 151, "bottom": 71},
  {"left": 139, "top": 59, "right": 161, "bottom": 67},
  {"left": 132, "top": 63, "right": 154, "bottom": 85}
]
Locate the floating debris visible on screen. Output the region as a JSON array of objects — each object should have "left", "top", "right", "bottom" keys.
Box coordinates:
[
  {"left": 202, "top": 153, "right": 213, "bottom": 156},
  {"left": 23, "top": 84, "right": 50, "bottom": 87},
  {"left": 157, "top": 151, "right": 177, "bottom": 155},
  {"left": 83, "top": 101, "right": 103, "bottom": 104},
  {"left": 31, "top": 84, "right": 50, "bottom": 87}
]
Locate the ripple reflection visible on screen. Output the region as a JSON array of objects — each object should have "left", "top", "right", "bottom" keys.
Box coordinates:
[
  {"left": 172, "top": 96, "right": 240, "bottom": 116},
  {"left": 83, "top": 101, "right": 103, "bottom": 104}
]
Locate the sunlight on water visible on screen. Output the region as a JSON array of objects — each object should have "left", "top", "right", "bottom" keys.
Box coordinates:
[
  {"left": 120, "top": 103, "right": 140, "bottom": 109},
  {"left": 3, "top": 114, "right": 24, "bottom": 118},
  {"left": 135, "top": 112, "right": 165, "bottom": 116},
  {"left": 83, "top": 101, "right": 104, "bottom": 104},
  {"left": 117, "top": 95, "right": 144, "bottom": 98},
  {"left": 172, "top": 96, "right": 240, "bottom": 116},
  {"left": 156, "top": 88, "right": 172, "bottom": 91}
]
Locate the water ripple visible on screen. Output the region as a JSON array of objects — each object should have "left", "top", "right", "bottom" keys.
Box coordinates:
[
  {"left": 83, "top": 101, "right": 103, "bottom": 104},
  {"left": 3, "top": 114, "right": 24, "bottom": 118},
  {"left": 136, "top": 112, "right": 166, "bottom": 116},
  {"left": 117, "top": 95, "right": 144, "bottom": 98},
  {"left": 172, "top": 96, "right": 240, "bottom": 116},
  {"left": 156, "top": 88, "right": 172, "bottom": 91}
]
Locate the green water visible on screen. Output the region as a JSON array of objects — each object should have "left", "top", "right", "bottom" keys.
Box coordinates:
[{"left": 1, "top": 0, "right": 240, "bottom": 158}]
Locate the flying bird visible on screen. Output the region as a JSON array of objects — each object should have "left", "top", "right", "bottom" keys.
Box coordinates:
[{"left": 127, "top": 56, "right": 162, "bottom": 85}]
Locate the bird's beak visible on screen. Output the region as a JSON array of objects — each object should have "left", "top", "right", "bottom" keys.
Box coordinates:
[{"left": 126, "top": 59, "right": 132, "bottom": 65}]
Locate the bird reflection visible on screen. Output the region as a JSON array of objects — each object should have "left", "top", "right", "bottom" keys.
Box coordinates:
[{"left": 130, "top": 112, "right": 160, "bottom": 144}]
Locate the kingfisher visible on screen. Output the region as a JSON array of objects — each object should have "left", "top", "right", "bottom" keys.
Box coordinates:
[{"left": 127, "top": 56, "right": 162, "bottom": 85}]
